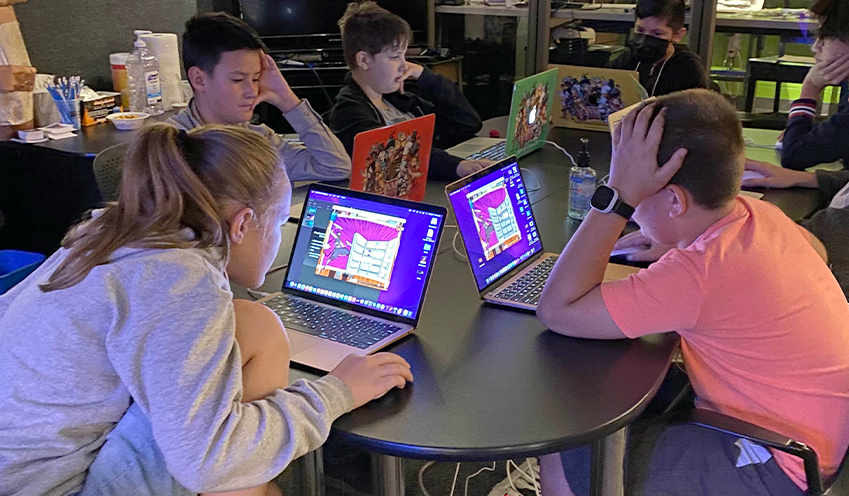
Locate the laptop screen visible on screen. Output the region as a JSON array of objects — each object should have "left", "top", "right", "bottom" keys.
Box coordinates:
[
  {"left": 284, "top": 187, "right": 445, "bottom": 321},
  {"left": 447, "top": 158, "right": 543, "bottom": 292}
]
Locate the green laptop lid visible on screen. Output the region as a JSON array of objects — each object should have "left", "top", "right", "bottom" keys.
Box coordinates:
[{"left": 504, "top": 68, "right": 559, "bottom": 159}]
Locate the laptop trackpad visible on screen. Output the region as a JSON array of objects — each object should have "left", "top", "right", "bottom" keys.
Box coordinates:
[{"left": 287, "top": 330, "right": 318, "bottom": 356}]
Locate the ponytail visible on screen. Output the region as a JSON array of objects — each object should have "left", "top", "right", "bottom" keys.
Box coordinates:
[{"left": 40, "top": 123, "right": 284, "bottom": 292}]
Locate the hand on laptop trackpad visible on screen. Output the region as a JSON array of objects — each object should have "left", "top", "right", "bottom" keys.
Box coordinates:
[{"left": 742, "top": 170, "right": 765, "bottom": 181}]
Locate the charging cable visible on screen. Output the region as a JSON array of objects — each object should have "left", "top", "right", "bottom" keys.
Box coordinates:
[
  {"left": 520, "top": 167, "right": 542, "bottom": 192},
  {"left": 546, "top": 140, "right": 578, "bottom": 166}
]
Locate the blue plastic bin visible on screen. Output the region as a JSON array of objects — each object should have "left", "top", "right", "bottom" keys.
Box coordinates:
[{"left": 0, "top": 250, "right": 47, "bottom": 295}]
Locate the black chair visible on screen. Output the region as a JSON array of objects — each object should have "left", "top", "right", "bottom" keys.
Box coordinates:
[
  {"left": 0, "top": 142, "right": 102, "bottom": 255},
  {"left": 669, "top": 390, "right": 849, "bottom": 495},
  {"left": 92, "top": 143, "right": 127, "bottom": 202}
]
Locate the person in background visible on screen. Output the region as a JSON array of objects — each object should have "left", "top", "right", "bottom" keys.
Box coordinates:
[
  {"left": 0, "top": 124, "right": 411, "bottom": 496},
  {"left": 170, "top": 12, "right": 351, "bottom": 182},
  {"left": 770, "top": 0, "right": 849, "bottom": 171},
  {"left": 329, "top": 1, "right": 490, "bottom": 180},
  {"left": 741, "top": 0, "right": 849, "bottom": 298},
  {"left": 607, "top": 0, "right": 710, "bottom": 97}
]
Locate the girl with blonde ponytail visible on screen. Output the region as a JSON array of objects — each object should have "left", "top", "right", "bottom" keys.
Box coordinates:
[{"left": 0, "top": 123, "right": 411, "bottom": 496}]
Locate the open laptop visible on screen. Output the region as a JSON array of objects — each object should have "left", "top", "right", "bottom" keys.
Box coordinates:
[
  {"left": 260, "top": 184, "right": 447, "bottom": 371},
  {"left": 445, "top": 68, "right": 559, "bottom": 162},
  {"left": 350, "top": 114, "right": 436, "bottom": 201},
  {"left": 445, "top": 156, "right": 638, "bottom": 310}
]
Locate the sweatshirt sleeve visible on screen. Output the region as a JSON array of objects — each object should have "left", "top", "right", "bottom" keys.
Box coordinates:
[
  {"left": 105, "top": 255, "right": 353, "bottom": 493},
  {"left": 782, "top": 98, "right": 849, "bottom": 170},
  {"left": 816, "top": 169, "right": 849, "bottom": 200},
  {"left": 257, "top": 100, "right": 352, "bottom": 182},
  {"left": 415, "top": 67, "right": 482, "bottom": 146}
]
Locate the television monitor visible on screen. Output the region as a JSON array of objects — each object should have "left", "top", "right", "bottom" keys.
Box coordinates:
[{"left": 239, "top": 0, "right": 426, "bottom": 48}]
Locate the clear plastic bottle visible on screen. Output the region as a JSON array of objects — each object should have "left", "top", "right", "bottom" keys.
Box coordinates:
[
  {"left": 568, "top": 138, "right": 597, "bottom": 220},
  {"left": 126, "top": 30, "right": 163, "bottom": 114}
]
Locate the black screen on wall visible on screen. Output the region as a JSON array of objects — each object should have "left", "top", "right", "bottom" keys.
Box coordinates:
[{"left": 239, "top": 0, "right": 426, "bottom": 42}]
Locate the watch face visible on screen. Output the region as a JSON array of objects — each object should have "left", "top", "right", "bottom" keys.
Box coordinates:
[{"left": 591, "top": 186, "right": 616, "bottom": 210}]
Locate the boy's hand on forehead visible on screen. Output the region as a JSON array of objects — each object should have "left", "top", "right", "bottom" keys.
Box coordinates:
[
  {"left": 252, "top": 53, "right": 301, "bottom": 114},
  {"left": 608, "top": 103, "right": 687, "bottom": 207}
]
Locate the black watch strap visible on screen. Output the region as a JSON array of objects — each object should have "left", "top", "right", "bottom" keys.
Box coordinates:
[{"left": 611, "top": 197, "right": 635, "bottom": 220}]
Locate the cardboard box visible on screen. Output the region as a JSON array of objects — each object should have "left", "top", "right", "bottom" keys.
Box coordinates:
[
  {"left": 81, "top": 91, "right": 121, "bottom": 127},
  {"left": 0, "top": 65, "right": 35, "bottom": 92}
]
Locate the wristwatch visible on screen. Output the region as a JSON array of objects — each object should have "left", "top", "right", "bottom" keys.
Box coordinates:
[{"left": 590, "top": 185, "right": 635, "bottom": 220}]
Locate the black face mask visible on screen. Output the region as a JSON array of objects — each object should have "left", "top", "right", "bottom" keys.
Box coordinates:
[{"left": 629, "top": 34, "right": 671, "bottom": 64}]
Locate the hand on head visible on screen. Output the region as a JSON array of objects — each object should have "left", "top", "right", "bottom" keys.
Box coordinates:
[
  {"left": 608, "top": 103, "right": 688, "bottom": 207},
  {"left": 329, "top": 352, "right": 413, "bottom": 409},
  {"left": 806, "top": 50, "right": 849, "bottom": 91},
  {"left": 251, "top": 53, "right": 300, "bottom": 113}
]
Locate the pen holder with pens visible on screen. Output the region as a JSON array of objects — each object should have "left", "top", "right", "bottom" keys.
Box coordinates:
[{"left": 56, "top": 98, "right": 81, "bottom": 130}]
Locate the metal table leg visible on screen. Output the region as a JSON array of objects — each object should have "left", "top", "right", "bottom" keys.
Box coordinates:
[
  {"left": 372, "top": 453, "right": 405, "bottom": 496},
  {"left": 589, "top": 428, "right": 627, "bottom": 496},
  {"left": 299, "top": 447, "right": 325, "bottom": 496}
]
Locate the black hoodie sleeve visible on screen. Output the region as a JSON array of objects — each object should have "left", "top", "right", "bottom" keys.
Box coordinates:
[
  {"left": 414, "top": 67, "right": 482, "bottom": 148},
  {"left": 782, "top": 98, "right": 849, "bottom": 171}
]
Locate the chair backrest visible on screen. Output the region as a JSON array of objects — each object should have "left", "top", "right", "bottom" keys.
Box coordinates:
[{"left": 92, "top": 143, "right": 127, "bottom": 203}]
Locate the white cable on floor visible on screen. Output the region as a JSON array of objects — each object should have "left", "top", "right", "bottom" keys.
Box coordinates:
[
  {"left": 418, "top": 460, "right": 436, "bottom": 496},
  {"left": 452, "top": 231, "right": 467, "bottom": 260},
  {"left": 508, "top": 459, "right": 541, "bottom": 496},
  {"left": 465, "top": 462, "right": 496, "bottom": 496},
  {"left": 449, "top": 462, "right": 462, "bottom": 496},
  {"left": 545, "top": 140, "right": 577, "bottom": 166}
]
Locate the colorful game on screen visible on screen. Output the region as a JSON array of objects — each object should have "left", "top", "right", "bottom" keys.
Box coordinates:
[
  {"left": 286, "top": 189, "right": 443, "bottom": 319},
  {"left": 448, "top": 160, "right": 543, "bottom": 290},
  {"left": 351, "top": 114, "right": 436, "bottom": 201}
]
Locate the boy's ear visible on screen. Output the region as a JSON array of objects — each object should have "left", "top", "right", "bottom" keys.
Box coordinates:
[
  {"left": 187, "top": 66, "right": 207, "bottom": 93},
  {"left": 355, "top": 50, "right": 371, "bottom": 71},
  {"left": 667, "top": 184, "right": 689, "bottom": 218},
  {"left": 672, "top": 27, "right": 687, "bottom": 44}
]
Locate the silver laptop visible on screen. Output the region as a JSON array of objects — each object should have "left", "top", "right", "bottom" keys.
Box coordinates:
[
  {"left": 446, "top": 68, "right": 559, "bottom": 161},
  {"left": 445, "top": 156, "right": 637, "bottom": 310},
  {"left": 260, "top": 183, "right": 447, "bottom": 371}
]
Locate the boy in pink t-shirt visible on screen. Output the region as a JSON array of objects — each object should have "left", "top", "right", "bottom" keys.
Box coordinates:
[{"left": 536, "top": 89, "right": 849, "bottom": 495}]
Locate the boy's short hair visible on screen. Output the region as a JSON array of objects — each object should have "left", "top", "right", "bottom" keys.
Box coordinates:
[
  {"left": 182, "top": 13, "right": 267, "bottom": 77},
  {"left": 635, "top": 0, "right": 686, "bottom": 32},
  {"left": 652, "top": 89, "right": 743, "bottom": 210},
  {"left": 338, "top": 1, "right": 413, "bottom": 69},
  {"left": 812, "top": 0, "right": 849, "bottom": 40}
]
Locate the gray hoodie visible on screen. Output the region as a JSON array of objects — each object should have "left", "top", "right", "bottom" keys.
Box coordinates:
[
  {"left": 168, "top": 99, "right": 351, "bottom": 183},
  {"left": 0, "top": 235, "right": 353, "bottom": 496}
]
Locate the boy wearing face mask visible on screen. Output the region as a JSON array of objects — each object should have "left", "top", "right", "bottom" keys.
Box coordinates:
[{"left": 607, "top": 0, "right": 710, "bottom": 97}]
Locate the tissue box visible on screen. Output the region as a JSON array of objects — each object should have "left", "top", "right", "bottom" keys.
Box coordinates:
[{"left": 81, "top": 91, "right": 121, "bottom": 127}]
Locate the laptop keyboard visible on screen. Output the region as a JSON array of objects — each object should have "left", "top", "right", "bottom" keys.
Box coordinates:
[
  {"left": 467, "top": 141, "right": 507, "bottom": 161},
  {"left": 263, "top": 294, "right": 403, "bottom": 350},
  {"left": 493, "top": 256, "right": 558, "bottom": 306}
]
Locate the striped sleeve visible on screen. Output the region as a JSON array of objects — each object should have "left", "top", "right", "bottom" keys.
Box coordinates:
[{"left": 788, "top": 98, "right": 817, "bottom": 120}]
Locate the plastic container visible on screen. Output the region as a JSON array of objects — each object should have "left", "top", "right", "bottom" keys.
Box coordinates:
[
  {"left": 110, "top": 52, "right": 131, "bottom": 110},
  {"left": 126, "top": 30, "right": 163, "bottom": 115},
  {"left": 106, "top": 112, "right": 149, "bottom": 131},
  {"left": 57, "top": 98, "right": 82, "bottom": 130},
  {"left": 568, "top": 138, "right": 597, "bottom": 220},
  {"left": 0, "top": 250, "right": 46, "bottom": 295}
]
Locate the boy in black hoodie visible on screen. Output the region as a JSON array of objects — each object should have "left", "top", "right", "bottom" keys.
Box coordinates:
[
  {"left": 330, "top": 1, "right": 488, "bottom": 181},
  {"left": 607, "top": 0, "right": 710, "bottom": 97}
]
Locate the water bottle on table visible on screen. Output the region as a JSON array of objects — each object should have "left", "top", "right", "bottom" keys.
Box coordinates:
[
  {"left": 568, "top": 138, "right": 596, "bottom": 220},
  {"left": 126, "top": 30, "right": 164, "bottom": 115}
]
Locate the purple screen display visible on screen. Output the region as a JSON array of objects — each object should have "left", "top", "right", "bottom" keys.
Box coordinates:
[
  {"left": 448, "top": 161, "right": 542, "bottom": 290},
  {"left": 286, "top": 190, "right": 443, "bottom": 319}
]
